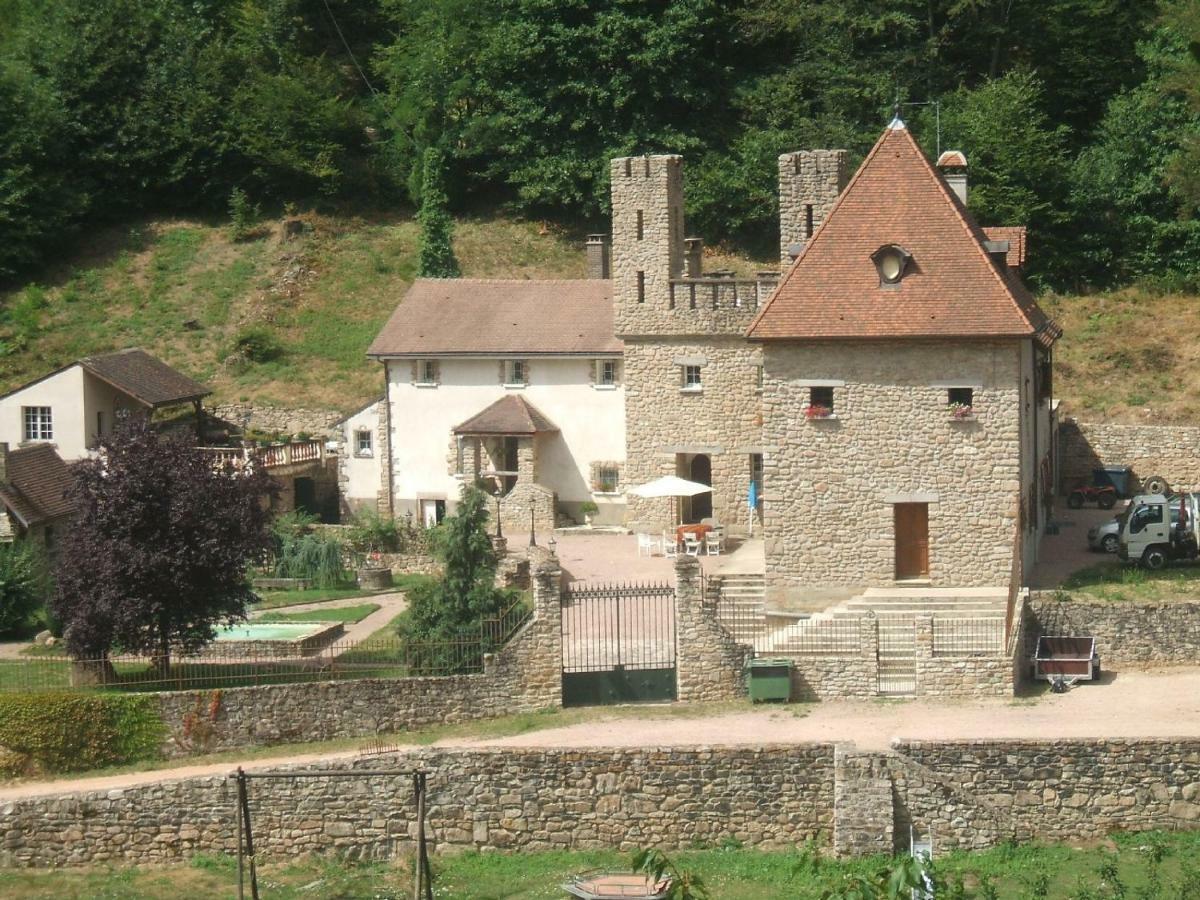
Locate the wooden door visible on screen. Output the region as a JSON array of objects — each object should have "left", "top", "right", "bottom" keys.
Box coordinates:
[{"left": 894, "top": 503, "right": 929, "bottom": 579}]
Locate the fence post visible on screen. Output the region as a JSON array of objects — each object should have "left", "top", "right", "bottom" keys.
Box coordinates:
[
  {"left": 915, "top": 614, "right": 934, "bottom": 697},
  {"left": 860, "top": 615, "right": 878, "bottom": 696},
  {"left": 674, "top": 554, "right": 746, "bottom": 702}
]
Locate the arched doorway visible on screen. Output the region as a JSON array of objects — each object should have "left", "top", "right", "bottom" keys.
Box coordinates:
[{"left": 689, "top": 454, "right": 712, "bottom": 521}]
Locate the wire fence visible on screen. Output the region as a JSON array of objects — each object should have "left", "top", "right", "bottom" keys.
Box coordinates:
[{"left": 1, "top": 598, "right": 535, "bottom": 696}]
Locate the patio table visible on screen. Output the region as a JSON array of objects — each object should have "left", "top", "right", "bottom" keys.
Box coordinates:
[{"left": 675, "top": 523, "right": 712, "bottom": 545}]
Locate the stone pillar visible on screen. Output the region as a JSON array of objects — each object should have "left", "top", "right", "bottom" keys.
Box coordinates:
[
  {"left": 778, "top": 149, "right": 849, "bottom": 266},
  {"left": 674, "top": 555, "right": 747, "bottom": 702},
  {"left": 586, "top": 234, "right": 610, "bottom": 279},
  {"left": 528, "top": 551, "right": 564, "bottom": 706},
  {"left": 915, "top": 614, "right": 934, "bottom": 697},
  {"left": 833, "top": 746, "right": 896, "bottom": 857},
  {"left": 860, "top": 615, "right": 879, "bottom": 696},
  {"left": 683, "top": 237, "right": 703, "bottom": 278}
]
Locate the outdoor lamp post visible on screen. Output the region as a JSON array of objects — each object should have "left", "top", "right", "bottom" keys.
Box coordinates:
[{"left": 529, "top": 506, "right": 536, "bottom": 546}]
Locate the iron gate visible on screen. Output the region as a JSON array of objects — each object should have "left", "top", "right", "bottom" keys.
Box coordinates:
[
  {"left": 560, "top": 581, "right": 677, "bottom": 706},
  {"left": 876, "top": 614, "right": 917, "bottom": 696}
]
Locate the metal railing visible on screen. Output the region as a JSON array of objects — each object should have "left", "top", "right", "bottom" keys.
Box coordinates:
[{"left": 932, "top": 617, "right": 1007, "bottom": 657}]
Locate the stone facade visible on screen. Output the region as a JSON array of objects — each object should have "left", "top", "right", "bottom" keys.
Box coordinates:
[
  {"left": 1060, "top": 418, "right": 1200, "bottom": 493},
  {"left": 151, "top": 556, "right": 562, "bottom": 757},
  {"left": 9, "top": 738, "right": 1200, "bottom": 867},
  {"left": 673, "top": 555, "right": 748, "bottom": 701},
  {"left": 208, "top": 404, "right": 342, "bottom": 439},
  {"left": 778, "top": 150, "right": 850, "bottom": 266},
  {"left": 1028, "top": 593, "right": 1200, "bottom": 665},
  {"left": 623, "top": 336, "right": 764, "bottom": 532},
  {"left": 762, "top": 341, "right": 1023, "bottom": 600}
]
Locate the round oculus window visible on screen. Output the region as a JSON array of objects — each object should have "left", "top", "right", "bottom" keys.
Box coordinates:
[{"left": 879, "top": 250, "right": 903, "bottom": 282}]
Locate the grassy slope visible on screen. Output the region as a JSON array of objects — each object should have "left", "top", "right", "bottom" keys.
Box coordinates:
[{"left": 0, "top": 214, "right": 770, "bottom": 413}]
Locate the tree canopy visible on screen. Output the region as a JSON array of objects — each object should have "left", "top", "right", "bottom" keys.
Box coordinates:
[
  {"left": 1, "top": 0, "right": 1197, "bottom": 290},
  {"left": 51, "top": 417, "right": 276, "bottom": 667}
]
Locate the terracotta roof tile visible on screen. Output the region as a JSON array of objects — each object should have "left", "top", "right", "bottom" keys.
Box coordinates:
[
  {"left": 748, "top": 124, "right": 1057, "bottom": 343},
  {"left": 81, "top": 349, "right": 210, "bottom": 407},
  {"left": 368, "top": 279, "right": 622, "bottom": 357},
  {"left": 453, "top": 395, "right": 559, "bottom": 435},
  {"left": 1, "top": 444, "right": 73, "bottom": 524},
  {"left": 983, "top": 226, "right": 1028, "bottom": 268}
]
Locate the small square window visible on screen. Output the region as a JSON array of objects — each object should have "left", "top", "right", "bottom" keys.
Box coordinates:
[
  {"left": 593, "top": 465, "right": 619, "bottom": 493},
  {"left": 682, "top": 365, "right": 702, "bottom": 391},
  {"left": 948, "top": 387, "right": 973, "bottom": 409},
  {"left": 355, "top": 429, "right": 373, "bottom": 456},
  {"left": 22, "top": 406, "right": 52, "bottom": 442},
  {"left": 506, "top": 360, "right": 526, "bottom": 385},
  {"left": 596, "top": 359, "right": 617, "bottom": 386},
  {"left": 809, "top": 386, "right": 833, "bottom": 411},
  {"left": 418, "top": 359, "right": 438, "bottom": 384}
]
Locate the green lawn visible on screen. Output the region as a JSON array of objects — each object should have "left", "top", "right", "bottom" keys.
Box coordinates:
[
  {"left": 255, "top": 603, "right": 380, "bottom": 624},
  {"left": 2, "top": 831, "right": 1200, "bottom": 898},
  {"left": 1060, "top": 559, "right": 1200, "bottom": 602},
  {"left": 251, "top": 583, "right": 372, "bottom": 610}
]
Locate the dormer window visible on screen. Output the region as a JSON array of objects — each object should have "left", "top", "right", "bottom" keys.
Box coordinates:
[{"left": 872, "top": 245, "right": 911, "bottom": 286}]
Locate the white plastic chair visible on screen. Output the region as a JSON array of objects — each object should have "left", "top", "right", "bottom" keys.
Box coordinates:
[
  {"left": 637, "top": 532, "right": 661, "bottom": 557},
  {"left": 683, "top": 535, "right": 702, "bottom": 557},
  {"left": 662, "top": 531, "right": 679, "bottom": 558},
  {"left": 705, "top": 532, "right": 722, "bottom": 556}
]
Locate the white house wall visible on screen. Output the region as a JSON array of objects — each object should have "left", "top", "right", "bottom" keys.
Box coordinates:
[
  {"left": 341, "top": 401, "right": 382, "bottom": 511},
  {"left": 384, "top": 357, "right": 625, "bottom": 518},
  {"left": 0, "top": 365, "right": 88, "bottom": 460}
]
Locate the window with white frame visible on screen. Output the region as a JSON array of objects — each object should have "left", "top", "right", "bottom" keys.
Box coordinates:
[
  {"left": 505, "top": 359, "right": 527, "bottom": 386},
  {"left": 354, "top": 429, "right": 373, "bottom": 457},
  {"left": 417, "top": 359, "right": 439, "bottom": 385},
  {"left": 22, "top": 406, "right": 52, "bottom": 442},
  {"left": 595, "top": 359, "right": 618, "bottom": 387},
  {"left": 682, "top": 365, "right": 702, "bottom": 391}
]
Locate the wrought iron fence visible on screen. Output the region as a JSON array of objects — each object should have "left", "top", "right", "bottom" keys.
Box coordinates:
[{"left": 932, "top": 617, "right": 1006, "bottom": 657}]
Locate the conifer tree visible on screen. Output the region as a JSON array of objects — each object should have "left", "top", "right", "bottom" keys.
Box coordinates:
[{"left": 416, "top": 146, "right": 460, "bottom": 278}]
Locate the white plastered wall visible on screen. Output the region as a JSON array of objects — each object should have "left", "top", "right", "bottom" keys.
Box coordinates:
[
  {"left": 342, "top": 401, "right": 382, "bottom": 510},
  {"left": 0, "top": 365, "right": 88, "bottom": 459}
]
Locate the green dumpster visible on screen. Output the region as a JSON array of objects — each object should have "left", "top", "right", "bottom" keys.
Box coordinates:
[{"left": 747, "top": 657, "right": 792, "bottom": 702}]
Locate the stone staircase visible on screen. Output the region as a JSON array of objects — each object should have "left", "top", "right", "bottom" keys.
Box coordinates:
[{"left": 710, "top": 573, "right": 766, "bottom": 646}]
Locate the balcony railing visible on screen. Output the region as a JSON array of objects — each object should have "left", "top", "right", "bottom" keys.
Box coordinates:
[
  {"left": 197, "top": 439, "right": 327, "bottom": 471},
  {"left": 668, "top": 276, "right": 779, "bottom": 312}
]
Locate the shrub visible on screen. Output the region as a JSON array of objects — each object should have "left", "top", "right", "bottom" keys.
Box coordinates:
[
  {"left": 233, "top": 327, "right": 283, "bottom": 363},
  {"left": 346, "top": 510, "right": 403, "bottom": 556},
  {"left": 228, "top": 187, "right": 261, "bottom": 241},
  {"left": 273, "top": 526, "right": 346, "bottom": 588},
  {"left": 0, "top": 541, "right": 48, "bottom": 637},
  {"left": 0, "top": 692, "right": 164, "bottom": 773}
]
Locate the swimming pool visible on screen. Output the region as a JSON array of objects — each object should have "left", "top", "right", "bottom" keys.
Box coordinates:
[
  {"left": 207, "top": 620, "right": 344, "bottom": 657},
  {"left": 214, "top": 622, "right": 331, "bottom": 642}
]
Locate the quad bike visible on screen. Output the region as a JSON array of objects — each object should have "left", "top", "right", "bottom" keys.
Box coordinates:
[{"left": 1067, "top": 482, "right": 1117, "bottom": 510}]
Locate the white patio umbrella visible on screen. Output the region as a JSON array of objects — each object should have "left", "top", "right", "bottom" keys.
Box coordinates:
[{"left": 628, "top": 475, "right": 713, "bottom": 525}]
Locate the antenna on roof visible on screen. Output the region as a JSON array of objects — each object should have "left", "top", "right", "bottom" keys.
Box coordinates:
[
  {"left": 889, "top": 90, "right": 905, "bottom": 130},
  {"left": 903, "top": 99, "right": 942, "bottom": 158}
]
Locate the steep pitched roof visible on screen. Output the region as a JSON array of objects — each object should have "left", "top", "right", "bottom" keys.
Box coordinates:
[
  {"left": 367, "top": 279, "right": 622, "bottom": 357},
  {"left": 453, "top": 395, "right": 559, "bottom": 435},
  {"left": 0, "top": 445, "right": 73, "bottom": 525},
  {"left": 748, "top": 122, "right": 1057, "bottom": 343},
  {"left": 80, "top": 349, "right": 210, "bottom": 407}
]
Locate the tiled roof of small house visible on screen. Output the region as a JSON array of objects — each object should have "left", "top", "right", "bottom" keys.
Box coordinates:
[
  {"left": 367, "top": 279, "right": 622, "bottom": 357},
  {"left": 453, "top": 396, "right": 559, "bottom": 435},
  {"left": 748, "top": 122, "right": 1058, "bottom": 344},
  {"left": 80, "top": 349, "right": 210, "bottom": 407},
  {"left": 0, "top": 444, "right": 73, "bottom": 525}
]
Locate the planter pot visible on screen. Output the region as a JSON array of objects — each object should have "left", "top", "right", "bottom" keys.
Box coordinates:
[{"left": 357, "top": 566, "right": 394, "bottom": 590}]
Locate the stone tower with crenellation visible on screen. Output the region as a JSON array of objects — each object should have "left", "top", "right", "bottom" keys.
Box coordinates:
[{"left": 609, "top": 149, "right": 847, "bottom": 533}]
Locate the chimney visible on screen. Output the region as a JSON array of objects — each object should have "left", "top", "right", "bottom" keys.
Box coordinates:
[
  {"left": 0, "top": 442, "right": 8, "bottom": 485},
  {"left": 937, "top": 150, "right": 968, "bottom": 206},
  {"left": 684, "top": 238, "right": 704, "bottom": 278},
  {"left": 586, "top": 234, "right": 610, "bottom": 279}
]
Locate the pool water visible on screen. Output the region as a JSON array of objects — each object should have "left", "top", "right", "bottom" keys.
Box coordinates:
[{"left": 214, "top": 622, "right": 328, "bottom": 642}]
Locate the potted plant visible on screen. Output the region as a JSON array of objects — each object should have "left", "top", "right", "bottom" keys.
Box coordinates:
[
  {"left": 579, "top": 500, "right": 599, "bottom": 526},
  {"left": 804, "top": 404, "right": 833, "bottom": 420},
  {"left": 947, "top": 402, "right": 974, "bottom": 420}
]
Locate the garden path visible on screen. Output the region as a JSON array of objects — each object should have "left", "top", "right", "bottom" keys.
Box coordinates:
[{"left": 249, "top": 590, "right": 408, "bottom": 645}]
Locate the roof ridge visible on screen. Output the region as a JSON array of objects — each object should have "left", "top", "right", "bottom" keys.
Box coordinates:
[
  {"left": 894, "top": 126, "right": 1037, "bottom": 334},
  {"left": 748, "top": 125, "right": 894, "bottom": 336}
]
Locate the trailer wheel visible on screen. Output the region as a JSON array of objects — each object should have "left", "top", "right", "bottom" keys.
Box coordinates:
[
  {"left": 1099, "top": 492, "right": 1117, "bottom": 510},
  {"left": 1142, "top": 546, "right": 1168, "bottom": 570},
  {"left": 1143, "top": 474, "right": 1170, "bottom": 496},
  {"left": 1067, "top": 490, "right": 1085, "bottom": 510}
]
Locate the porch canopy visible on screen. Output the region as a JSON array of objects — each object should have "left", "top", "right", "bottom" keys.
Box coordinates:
[{"left": 452, "top": 395, "right": 559, "bottom": 436}]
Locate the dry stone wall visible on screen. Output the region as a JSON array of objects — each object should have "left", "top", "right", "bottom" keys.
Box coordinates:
[
  {"left": 1028, "top": 593, "right": 1200, "bottom": 665},
  {"left": 208, "top": 404, "right": 342, "bottom": 439},
  {"left": 673, "top": 556, "right": 747, "bottom": 701},
  {"left": 1059, "top": 419, "right": 1200, "bottom": 493},
  {"left": 762, "top": 341, "right": 1023, "bottom": 601}
]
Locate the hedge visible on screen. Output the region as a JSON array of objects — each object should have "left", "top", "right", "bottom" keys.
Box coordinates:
[{"left": 0, "top": 692, "right": 164, "bottom": 773}]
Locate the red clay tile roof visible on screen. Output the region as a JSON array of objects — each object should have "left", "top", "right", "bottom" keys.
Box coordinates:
[
  {"left": 367, "top": 279, "right": 622, "bottom": 357},
  {"left": 453, "top": 395, "right": 559, "bottom": 435},
  {"left": 748, "top": 123, "right": 1057, "bottom": 343},
  {"left": 0, "top": 444, "right": 74, "bottom": 525},
  {"left": 983, "top": 226, "right": 1028, "bottom": 268},
  {"left": 80, "top": 349, "right": 210, "bottom": 407}
]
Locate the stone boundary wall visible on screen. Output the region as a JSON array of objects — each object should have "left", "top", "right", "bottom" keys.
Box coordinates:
[
  {"left": 208, "top": 404, "right": 343, "bottom": 439},
  {"left": 154, "top": 559, "right": 562, "bottom": 758},
  {"left": 674, "top": 556, "right": 747, "bottom": 701},
  {"left": 1060, "top": 419, "right": 1200, "bottom": 493},
  {"left": 8, "top": 738, "right": 1200, "bottom": 868},
  {"left": 1028, "top": 593, "right": 1200, "bottom": 665},
  {"left": 0, "top": 745, "right": 837, "bottom": 868}
]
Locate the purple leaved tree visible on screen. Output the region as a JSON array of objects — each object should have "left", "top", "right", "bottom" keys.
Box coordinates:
[{"left": 52, "top": 417, "right": 276, "bottom": 676}]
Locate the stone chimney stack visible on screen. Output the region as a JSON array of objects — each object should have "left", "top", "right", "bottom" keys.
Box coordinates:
[
  {"left": 684, "top": 237, "right": 704, "bottom": 278},
  {"left": 778, "top": 150, "right": 850, "bottom": 267},
  {"left": 0, "top": 442, "right": 8, "bottom": 485},
  {"left": 937, "top": 150, "right": 968, "bottom": 206},
  {"left": 586, "top": 234, "right": 610, "bottom": 279}
]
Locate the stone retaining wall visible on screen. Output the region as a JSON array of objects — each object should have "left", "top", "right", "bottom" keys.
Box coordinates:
[
  {"left": 1059, "top": 419, "right": 1200, "bottom": 493},
  {"left": 7, "top": 738, "right": 1200, "bottom": 868},
  {"left": 208, "top": 404, "right": 344, "bottom": 439},
  {"left": 154, "top": 560, "right": 562, "bottom": 758},
  {"left": 1028, "top": 593, "right": 1200, "bottom": 665}
]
